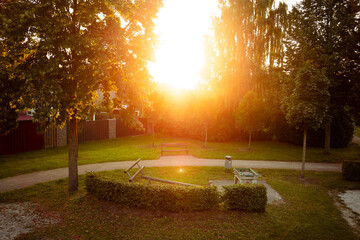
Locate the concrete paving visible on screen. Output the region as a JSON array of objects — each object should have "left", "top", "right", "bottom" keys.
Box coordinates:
[{"left": 0, "top": 155, "right": 342, "bottom": 193}]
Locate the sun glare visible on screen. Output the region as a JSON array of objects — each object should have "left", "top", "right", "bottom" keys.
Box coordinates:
[{"left": 148, "top": 0, "right": 219, "bottom": 90}]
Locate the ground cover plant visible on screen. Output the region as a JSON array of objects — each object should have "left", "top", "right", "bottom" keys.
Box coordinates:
[
  {"left": 1, "top": 134, "right": 359, "bottom": 179},
  {"left": 1, "top": 167, "right": 359, "bottom": 239}
]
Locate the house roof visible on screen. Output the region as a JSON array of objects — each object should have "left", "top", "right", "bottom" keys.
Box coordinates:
[{"left": 17, "top": 112, "right": 33, "bottom": 121}]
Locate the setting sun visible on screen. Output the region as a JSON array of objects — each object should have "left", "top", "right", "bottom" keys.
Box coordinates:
[{"left": 148, "top": 0, "right": 219, "bottom": 89}]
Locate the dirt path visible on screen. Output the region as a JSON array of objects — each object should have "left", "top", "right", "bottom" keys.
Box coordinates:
[{"left": 0, "top": 202, "right": 59, "bottom": 240}]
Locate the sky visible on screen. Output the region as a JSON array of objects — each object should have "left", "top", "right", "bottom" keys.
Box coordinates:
[{"left": 148, "top": 0, "right": 300, "bottom": 89}]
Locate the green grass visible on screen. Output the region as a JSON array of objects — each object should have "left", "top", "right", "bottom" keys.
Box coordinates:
[
  {"left": 1, "top": 134, "right": 359, "bottom": 179},
  {"left": 1, "top": 167, "right": 359, "bottom": 240}
]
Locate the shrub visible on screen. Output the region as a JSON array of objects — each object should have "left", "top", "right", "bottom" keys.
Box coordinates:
[
  {"left": 342, "top": 160, "right": 360, "bottom": 181},
  {"left": 222, "top": 184, "right": 267, "bottom": 212},
  {"left": 85, "top": 173, "right": 220, "bottom": 212}
]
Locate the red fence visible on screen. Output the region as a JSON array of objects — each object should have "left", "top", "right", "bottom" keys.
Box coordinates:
[
  {"left": 1, "top": 118, "right": 148, "bottom": 155},
  {"left": 0, "top": 121, "right": 44, "bottom": 155},
  {"left": 78, "top": 120, "right": 109, "bottom": 143}
]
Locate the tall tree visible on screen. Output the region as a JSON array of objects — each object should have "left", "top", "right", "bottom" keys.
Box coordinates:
[
  {"left": 285, "top": 0, "right": 360, "bottom": 153},
  {"left": 145, "top": 85, "right": 167, "bottom": 148},
  {"left": 282, "top": 63, "right": 330, "bottom": 179},
  {"left": 210, "top": 0, "right": 288, "bottom": 110},
  {"left": 194, "top": 90, "right": 218, "bottom": 149},
  {"left": 235, "top": 90, "right": 265, "bottom": 150},
  {"left": 1, "top": 0, "right": 162, "bottom": 191}
]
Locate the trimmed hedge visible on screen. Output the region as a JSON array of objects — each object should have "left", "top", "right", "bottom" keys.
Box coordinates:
[
  {"left": 222, "top": 184, "right": 267, "bottom": 212},
  {"left": 342, "top": 160, "right": 360, "bottom": 181},
  {"left": 85, "top": 173, "right": 220, "bottom": 212}
]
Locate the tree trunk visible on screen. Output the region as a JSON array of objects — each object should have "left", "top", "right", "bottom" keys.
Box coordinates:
[
  {"left": 152, "top": 122, "right": 155, "bottom": 148},
  {"left": 204, "top": 123, "right": 208, "bottom": 149},
  {"left": 68, "top": 113, "right": 78, "bottom": 191},
  {"left": 301, "top": 129, "right": 307, "bottom": 179},
  {"left": 248, "top": 129, "right": 252, "bottom": 150},
  {"left": 324, "top": 121, "right": 331, "bottom": 154}
]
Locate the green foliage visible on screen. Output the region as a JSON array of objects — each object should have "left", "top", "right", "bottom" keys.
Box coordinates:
[
  {"left": 270, "top": 110, "right": 354, "bottom": 148},
  {"left": 0, "top": 0, "right": 162, "bottom": 128},
  {"left": 286, "top": 0, "right": 359, "bottom": 132},
  {"left": 355, "top": 126, "right": 360, "bottom": 137},
  {"left": 235, "top": 91, "right": 265, "bottom": 133},
  {"left": 85, "top": 172, "right": 220, "bottom": 212},
  {"left": 1, "top": 0, "right": 162, "bottom": 190},
  {"left": 0, "top": 47, "right": 22, "bottom": 135},
  {"left": 209, "top": 0, "right": 288, "bottom": 111},
  {"left": 222, "top": 183, "right": 267, "bottom": 212},
  {"left": 342, "top": 160, "right": 360, "bottom": 181},
  {"left": 282, "top": 63, "right": 330, "bottom": 131}
]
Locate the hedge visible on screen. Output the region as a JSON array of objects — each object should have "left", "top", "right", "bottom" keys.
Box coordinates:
[
  {"left": 342, "top": 160, "right": 360, "bottom": 181},
  {"left": 222, "top": 184, "right": 267, "bottom": 212},
  {"left": 85, "top": 172, "right": 220, "bottom": 212}
]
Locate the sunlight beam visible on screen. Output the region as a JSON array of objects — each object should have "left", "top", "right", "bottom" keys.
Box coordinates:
[{"left": 148, "top": 0, "right": 219, "bottom": 89}]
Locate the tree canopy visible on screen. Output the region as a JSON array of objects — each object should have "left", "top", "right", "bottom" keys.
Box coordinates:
[{"left": 0, "top": 0, "right": 162, "bottom": 190}]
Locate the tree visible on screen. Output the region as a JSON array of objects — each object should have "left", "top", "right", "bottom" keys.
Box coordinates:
[
  {"left": 146, "top": 86, "right": 167, "bottom": 148},
  {"left": 282, "top": 63, "right": 330, "bottom": 179},
  {"left": 235, "top": 91, "right": 265, "bottom": 150},
  {"left": 0, "top": 67, "right": 19, "bottom": 135},
  {"left": 0, "top": 40, "right": 27, "bottom": 135},
  {"left": 210, "top": 0, "right": 288, "bottom": 111},
  {"left": 194, "top": 90, "right": 218, "bottom": 148},
  {"left": 285, "top": 0, "right": 360, "bottom": 153},
  {"left": 1, "top": 0, "right": 162, "bottom": 191}
]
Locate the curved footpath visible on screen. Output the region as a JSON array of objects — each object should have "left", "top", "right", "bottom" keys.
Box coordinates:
[{"left": 0, "top": 155, "right": 341, "bottom": 193}]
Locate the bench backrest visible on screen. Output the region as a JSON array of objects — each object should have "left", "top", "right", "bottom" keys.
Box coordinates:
[{"left": 161, "top": 142, "right": 188, "bottom": 148}]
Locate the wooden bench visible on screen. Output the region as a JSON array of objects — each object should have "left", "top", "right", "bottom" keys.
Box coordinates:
[{"left": 161, "top": 142, "right": 189, "bottom": 156}]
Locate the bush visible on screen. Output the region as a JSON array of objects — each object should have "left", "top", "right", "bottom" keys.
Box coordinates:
[
  {"left": 342, "top": 160, "right": 360, "bottom": 181},
  {"left": 222, "top": 184, "right": 267, "bottom": 212},
  {"left": 85, "top": 173, "right": 220, "bottom": 212}
]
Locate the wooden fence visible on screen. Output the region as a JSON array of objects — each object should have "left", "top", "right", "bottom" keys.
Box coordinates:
[
  {"left": 44, "top": 127, "right": 57, "bottom": 149},
  {"left": 0, "top": 121, "right": 44, "bottom": 155},
  {"left": 78, "top": 120, "right": 109, "bottom": 143},
  {"left": 0, "top": 118, "right": 147, "bottom": 155}
]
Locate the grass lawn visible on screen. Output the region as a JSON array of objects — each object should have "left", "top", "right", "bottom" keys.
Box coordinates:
[
  {"left": 1, "top": 134, "right": 359, "bottom": 179},
  {"left": 1, "top": 167, "right": 359, "bottom": 239}
]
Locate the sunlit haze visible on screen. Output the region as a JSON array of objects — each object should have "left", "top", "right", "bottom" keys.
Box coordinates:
[
  {"left": 148, "top": 0, "right": 219, "bottom": 89},
  {"left": 148, "top": 0, "right": 299, "bottom": 90}
]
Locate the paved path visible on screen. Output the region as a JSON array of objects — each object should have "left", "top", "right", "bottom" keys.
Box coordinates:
[{"left": 0, "top": 155, "right": 341, "bottom": 193}]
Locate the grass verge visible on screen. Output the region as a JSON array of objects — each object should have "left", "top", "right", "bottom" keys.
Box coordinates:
[
  {"left": 1, "top": 167, "right": 359, "bottom": 240},
  {"left": 1, "top": 134, "right": 359, "bottom": 179}
]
